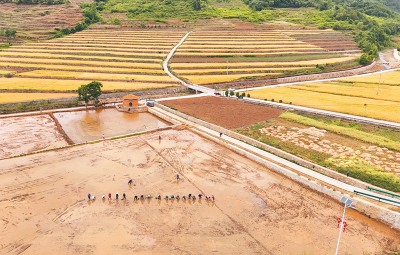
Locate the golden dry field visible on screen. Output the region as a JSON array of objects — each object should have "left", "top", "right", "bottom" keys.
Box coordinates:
[
  {"left": 170, "top": 57, "right": 357, "bottom": 69},
  {"left": 339, "top": 71, "right": 400, "bottom": 85},
  {"left": 251, "top": 82, "right": 400, "bottom": 122},
  {"left": 0, "top": 29, "right": 186, "bottom": 91},
  {"left": 17, "top": 70, "right": 175, "bottom": 82},
  {"left": 183, "top": 73, "right": 280, "bottom": 84},
  {"left": 171, "top": 29, "right": 359, "bottom": 85},
  {"left": 0, "top": 78, "right": 178, "bottom": 91},
  {"left": 0, "top": 93, "right": 77, "bottom": 103}
]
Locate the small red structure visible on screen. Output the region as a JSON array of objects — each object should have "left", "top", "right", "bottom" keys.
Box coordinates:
[{"left": 122, "top": 94, "right": 139, "bottom": 107}]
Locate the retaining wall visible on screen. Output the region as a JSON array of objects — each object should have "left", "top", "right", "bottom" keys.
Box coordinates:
[
  {"left": 155, "top": 102, "right": 397, "bottom": 195},
  {"left": 207, "top": 61, "right": 376, "bottom": 89},
  {"left": 154, "top": 105, "right": 400, "bottom": 230}
]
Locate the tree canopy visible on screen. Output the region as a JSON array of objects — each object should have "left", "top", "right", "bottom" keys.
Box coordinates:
[{"left": 77, "top": 81, "right": 103, "bottom": 107}]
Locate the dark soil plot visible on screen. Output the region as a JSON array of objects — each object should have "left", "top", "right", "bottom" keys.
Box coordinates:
[{"left": 162, "top": 96, "right": 284, "bottom": 129}]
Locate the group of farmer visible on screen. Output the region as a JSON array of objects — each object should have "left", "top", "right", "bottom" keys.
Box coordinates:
[{"left": 87, "top": 177, "right": 216, "bottom": 202}]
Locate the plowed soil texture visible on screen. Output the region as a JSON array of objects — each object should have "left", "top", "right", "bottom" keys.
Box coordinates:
[
  {"left": 1, "top": 129, "right": 399, "bottom": 254},
  {"left": 162, "top": 96, "right": 284, "bottom": 129}
]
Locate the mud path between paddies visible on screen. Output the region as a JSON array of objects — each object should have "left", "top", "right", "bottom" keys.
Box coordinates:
[{"left": 0, "top": 129, "right": 399, "bottom": 254}]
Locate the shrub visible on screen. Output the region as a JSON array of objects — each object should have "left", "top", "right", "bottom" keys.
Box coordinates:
[
  {"left": 230, "top": 90, "right": 234, "bottom": 96},
  {"left": 264, "top": 98, "right": 267, "bottom": 101},
  {"left": 279, "top": 100, "right": 282, "bottom": 103},
  {"left": 236, "top": 92, "right": 240, "bottom": 97},
  {"left": 271, "top": 99, "right": 274, "bottom": 102},
  {"left": 247, "top": 94, "right": 250, "bottom": 97}
]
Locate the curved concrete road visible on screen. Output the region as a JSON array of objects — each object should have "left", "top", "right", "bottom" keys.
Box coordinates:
[{"left": 163, "top": 31, "right": 214, "bottom": 94}]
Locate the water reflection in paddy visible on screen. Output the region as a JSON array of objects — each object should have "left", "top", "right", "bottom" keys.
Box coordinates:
[{"left": 54, "top": 108, "right": 171, "bottom": 143}]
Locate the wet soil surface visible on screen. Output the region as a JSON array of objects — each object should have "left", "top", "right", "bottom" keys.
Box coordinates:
[
  {"left": 0, "top": 129, "right": 399, "bottom": 254},
  {"left": 0, "top": 114, "right": 68, "bottom": 159},
  {"left": 54, "top": 108, "right": 171, "bottom": 143},
  {"left": 162, "top": 96, "right": 284, "bottom": 129}
]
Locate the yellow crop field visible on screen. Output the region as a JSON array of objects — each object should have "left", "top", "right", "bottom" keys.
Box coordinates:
[
  {"left": 0, "top": 93, "right": 77, "bottom": 103},
  {"left": 0, "top": 63, "right": 163, "bottom": 74},
  {"left": 177, "top": 48, "right": 321, "bottom": 53},
  {"left": 251, "top": 86, "right": 400, "bottom": 123},
  {"left": 180, "top": 44, "right": 309, "bottom": 49},
  {"left": 17, "top": 70, "right": 175, "bottom": 82},
  {"left": 175, "top": 52, "right": 323, "bottom": 56},
  {"left": 0, "top": 78, "right": 178, "bottom": 91},
  {"left": 0, "top": 52, "right": 161, "bottom": 62},
  {"left": 13, "top": 46, "right": 168, "bottom": 53},
  {"left": 185, "top": 40, "right": 297, "bottom": 44},
  {"left": 182, "top": 73, "right": 279, "bottom": 84},
  {"left": 175, "top": 66, "right": 313, "bottom": 74},
  {"left": 179, "top": 45, "right": 317, "bottom": 50},
  {"left": 339, "top": 71, "right": 400, "bottom": 85},
  {"left": 0, "top": 57, "right": 161, "bottom": 68},
  {"left": 7, "top": 48, "right": 163, "bottom": 58},
  {"left": 171, "top": 57, "right": 356, "bottom": 68},
  {"left": 291, "top": 82, "right": 400, "bottom": 102},
  {"left": 18, "top": 44, "right": 172, "bottom": 50}
]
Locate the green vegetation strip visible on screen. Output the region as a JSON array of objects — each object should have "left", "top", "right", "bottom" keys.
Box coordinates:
[
  {"left": 281, "top": 112, "right": 400, "bottom": 152},
  {"left": 109, "top": 132, "right": 146, "bottom": 140}
]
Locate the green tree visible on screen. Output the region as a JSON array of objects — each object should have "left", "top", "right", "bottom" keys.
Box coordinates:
[
  {"left": 229, "top": 90, "right": 234, "bottom": 96},
  {"left": 359, "top": 53, "right": 373, "bottom": 65},
  {"left": 5, "top": 28, "right": 17, "bottom": 45},
  {"left": 77, "top": 81, "right": 103, "bottom": 108},
  {"left": 192, "top": 0, "right": 201, "bottom": 10},
  {"left": 236, "top": 92, "right": 240, "bottom": 97}
]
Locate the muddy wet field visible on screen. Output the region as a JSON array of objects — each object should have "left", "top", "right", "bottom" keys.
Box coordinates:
[
  {"left": 54, "top": 109, "right": 171, "bottom": 143},
  {"left": 0, "top": 129, "right": 399, "bottom": 254},
  {"left": 0, "top": 114, "right": 68, "bottom": 159}
]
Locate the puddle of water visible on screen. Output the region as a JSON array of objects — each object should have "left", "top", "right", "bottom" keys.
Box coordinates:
[{"left": 54, "top": 108, "right": 171, "bottom": 143}]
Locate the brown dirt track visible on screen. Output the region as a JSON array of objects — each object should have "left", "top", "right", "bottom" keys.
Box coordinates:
[
  {"left": 0, "top": 129, "right": 399, "bottom": 254},
  {"left": 162, "top": 96, "right": 284, "bottom": 129}
]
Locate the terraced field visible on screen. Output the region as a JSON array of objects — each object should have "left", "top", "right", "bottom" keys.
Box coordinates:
[
  {"left": 171, "top": 30, "right": 360, "bottom": 86},
  {"left": 0, "top": 29, "right": 186, "bottom": 91},
  {"left": 251, "top": 81, "right": 400, "bottom": 123}
]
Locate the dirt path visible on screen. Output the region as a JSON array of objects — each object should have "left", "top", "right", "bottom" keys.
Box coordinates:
[{"left": 0, "top": 129, "right": 399, "bottom": 254}]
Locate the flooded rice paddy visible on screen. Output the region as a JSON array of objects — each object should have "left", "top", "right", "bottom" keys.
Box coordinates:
[{"left": 54, "top": 108, "right": 171, "bottom": 143}]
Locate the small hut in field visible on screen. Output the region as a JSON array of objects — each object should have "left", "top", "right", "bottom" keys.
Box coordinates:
[{"left": 122, "top": 94, "right": 139, "bottom": 107}]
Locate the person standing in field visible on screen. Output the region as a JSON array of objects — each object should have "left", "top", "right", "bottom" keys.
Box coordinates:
[
  {"left": 88, "top": 193, "right": 91, "bottom": 200},
  {"left": 102, "top": 134, "right": 105, "bottom": 140},
  {"left": 347, "top": 170, "right": 350, "bottom": 177},
  {"left": 177, "top": 174, "right": 179, "bottom": 180},
  {"left": 108, "top": 193, "right": 111, "bottom": 200},
  {"left": 116, "top": 193, "right": 119, "bottom": 200}
]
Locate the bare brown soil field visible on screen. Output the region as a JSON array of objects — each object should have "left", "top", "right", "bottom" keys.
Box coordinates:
[
  {"left": 0, "top": 114, "right": 68, "bottom": 159},
  {"left": 0, "top": 0, "right": 83, "bottom": 41},
  {"left": 162, "top": 96, "right": 284, "bottom": 129},
  {"left": 0, "top": 129, "right": 399, "bottom": 254}
]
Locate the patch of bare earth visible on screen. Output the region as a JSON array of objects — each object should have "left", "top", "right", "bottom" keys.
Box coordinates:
[
  {"left": 0, "top": 129, "right": 399, "bottom": 254},
  {"left": 162, "top": 96, "right": 284, "bottom": 129}
]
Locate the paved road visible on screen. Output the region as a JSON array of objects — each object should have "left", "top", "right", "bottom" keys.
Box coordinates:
[
  {"left": 162, "top": 32, "right": 214, "bottom": 94},
  {"left": 153, "top": 106, "right": 400, "bottom": 207}
]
